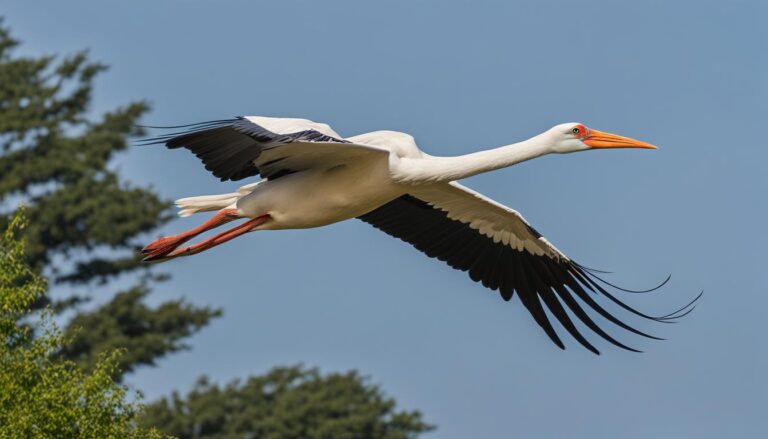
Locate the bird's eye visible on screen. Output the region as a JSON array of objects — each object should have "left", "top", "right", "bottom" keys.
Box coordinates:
[{"left": 572, "top": 127, "right": 580, "bottom": 135}]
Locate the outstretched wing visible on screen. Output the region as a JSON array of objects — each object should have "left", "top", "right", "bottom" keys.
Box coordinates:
[
  {"left": 141, "top": 116, "right": 388, "bottom": 181},
  {"left": 358, "top": 182, "right": 695, "bottom": 354}
]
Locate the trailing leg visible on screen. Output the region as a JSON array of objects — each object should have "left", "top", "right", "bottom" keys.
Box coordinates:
[
  {"left": 142, "top": 208, "right": 240, "bottom": 261},
  {"left": 145, "top": 214, "right": 270, "bottom": 262}
]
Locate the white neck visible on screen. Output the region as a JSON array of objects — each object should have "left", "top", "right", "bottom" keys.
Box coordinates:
[{"left": 395, "top": 132, "right": 554, "bottom": 184}]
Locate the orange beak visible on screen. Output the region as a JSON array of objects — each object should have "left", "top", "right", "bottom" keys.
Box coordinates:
[{"left": 583, "top": 129, "right": 657, "bottom": 150}]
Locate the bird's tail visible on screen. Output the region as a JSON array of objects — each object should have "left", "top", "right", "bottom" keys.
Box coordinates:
[
  {"left": 175, "top": 181, "right": 263, "bottom": 217},
  {"left": 175, "top": 193, "right": 239, "bottom": 217}
]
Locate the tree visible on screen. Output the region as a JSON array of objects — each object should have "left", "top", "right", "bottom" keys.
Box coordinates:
[
  {"left": 141, "top": 366, "right": 434, "bottom": 439},
  {"left": 0, "top": 211, "right": 166, "bottom": 438},
  {"left": 0, "top": 18, "right": 219, "bottom": 379},
  {"left": 0, "top": 18, "right": 434, "bottom": 437}
]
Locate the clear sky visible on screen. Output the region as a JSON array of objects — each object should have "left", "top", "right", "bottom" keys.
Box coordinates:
[{"left": 4, "top": 0, "right": 767, "bottom": 437}]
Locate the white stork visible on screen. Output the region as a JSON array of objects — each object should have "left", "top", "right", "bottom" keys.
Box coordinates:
[{"left": 140, "top": 116, "right": 698, "bottom": 353}]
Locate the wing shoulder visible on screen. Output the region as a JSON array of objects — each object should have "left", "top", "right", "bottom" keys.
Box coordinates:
[{"left": 411, "top": 182, "right": 568, "bottom": 261}]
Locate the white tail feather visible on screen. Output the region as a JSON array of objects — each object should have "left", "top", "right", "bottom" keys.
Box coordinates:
[
  {"left": 175, "top": 181, "right": 264, "bottom": 217},
  {"left": 175, "top": 193, "right": 238, "bottom": 217}
]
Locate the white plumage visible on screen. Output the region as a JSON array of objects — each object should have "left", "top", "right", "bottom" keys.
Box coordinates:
[{"left": 141, "top": 116, "right": 696, "bottom": 353}]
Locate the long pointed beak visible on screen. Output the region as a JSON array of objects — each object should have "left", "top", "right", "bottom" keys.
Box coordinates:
[{"left": 584, "top": 129, "right": 657, "bottom": 150}]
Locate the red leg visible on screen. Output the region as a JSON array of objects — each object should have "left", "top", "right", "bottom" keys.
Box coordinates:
[
  {"left": 145, "top": 214, "right": 270, "bottom": 262},
  {"left": 142, "top": 208, "right": 239, "bottom": 260}
]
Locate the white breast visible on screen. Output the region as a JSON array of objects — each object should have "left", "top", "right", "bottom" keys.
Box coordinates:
[{"left": 237, "top": 160, "right": 404, "bottom": 230}]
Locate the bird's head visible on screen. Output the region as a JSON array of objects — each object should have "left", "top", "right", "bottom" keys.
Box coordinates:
[{"left": 548, "top": 123, "right": 657, "bottom": 154}]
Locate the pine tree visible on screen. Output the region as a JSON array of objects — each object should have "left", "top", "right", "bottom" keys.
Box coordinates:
[
  {"left": 0, "top": 18, "right": 220, "bottom": 380},
  {"left": 141, "top": 366, "right": 434, "bottom": 439},
  {"left": 1, "top": 19, "right": 435, "bottom": 437}
]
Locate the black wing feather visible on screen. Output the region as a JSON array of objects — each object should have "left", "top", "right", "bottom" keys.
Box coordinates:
[
  {"left": 141, "top": 117, "right": 350, "bottom": 181},
  {"left": 359, "top": 194, "right": 696, "bottom": 353}
]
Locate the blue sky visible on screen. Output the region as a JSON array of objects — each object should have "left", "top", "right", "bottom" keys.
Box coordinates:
[{"left": 4, "top": 0, "right": 767, "bottom": 437}]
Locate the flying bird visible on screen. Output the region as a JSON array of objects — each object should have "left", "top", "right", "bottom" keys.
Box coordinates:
[{"left": 140, "top": 116, "right": 697, "bottom": 353}]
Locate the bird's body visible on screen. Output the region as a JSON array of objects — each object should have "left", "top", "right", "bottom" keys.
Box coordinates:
[
  {"left": 141, "top": 115, "right": 697, "bottom": 353},
  {"left": 235, "top": 132, "right": 408, "bottom": 229}
]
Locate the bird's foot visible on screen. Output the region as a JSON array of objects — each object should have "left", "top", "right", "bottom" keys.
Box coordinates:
[
  {"left": 141, "top": 213, "right": 270, "bottom": 263},
  {"left": 141, "top": 208, "right": 242, "bottom": 262},
  {"left": 141, "top": 233, "right": 193, "bottom": 261}
]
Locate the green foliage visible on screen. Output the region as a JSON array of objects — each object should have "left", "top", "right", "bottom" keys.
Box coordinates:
[
  {"left": 141, "top": 366, "right": 434, "bottom": 439},
  {"left": 0, "top": 16, "right": 162, "bottom": 283},
  {"left": 0, "top": 18, "right": 434, "bottom": 438},
  {"left": 0, "top": 17, "right": 219, "bottom": 380},
  {"left": 59, "top": 285, "right": 221, "bottom": 377},
  {"left": 0, "top": 212, "right": 166, "bottom": 438}
]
